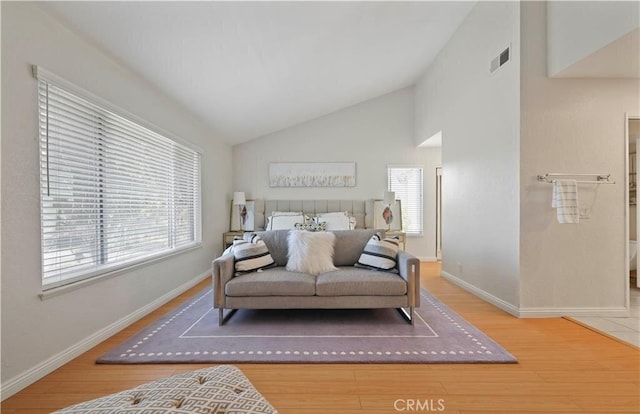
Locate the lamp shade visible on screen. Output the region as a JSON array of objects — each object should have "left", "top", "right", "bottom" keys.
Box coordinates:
[
  {"left": 233, "top": 191, "right": 246, "bottom": 205},
  {"left": 383, "top": 191, "right": 395, "bottom": 205}
]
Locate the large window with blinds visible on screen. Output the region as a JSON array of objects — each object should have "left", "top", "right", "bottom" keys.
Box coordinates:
[
  {"left": 387, "top": 166, "right": 423, "bottom": 236},
  {"left": 37, "top": 68, "right": 202, "bottom": 290}
]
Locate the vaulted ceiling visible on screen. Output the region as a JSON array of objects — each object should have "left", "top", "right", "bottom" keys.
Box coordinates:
[{"left": 38, "top": 1, "right": 475, "bottom": 145}]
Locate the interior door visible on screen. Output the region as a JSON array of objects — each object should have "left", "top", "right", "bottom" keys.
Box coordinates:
[{"left": 628, "top": 136, "right": 640, "bottom": 288}]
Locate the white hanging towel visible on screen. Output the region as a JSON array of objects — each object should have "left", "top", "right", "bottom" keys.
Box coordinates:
[{"left": 552, "top": 179, "right": 579, "bottom": 224}]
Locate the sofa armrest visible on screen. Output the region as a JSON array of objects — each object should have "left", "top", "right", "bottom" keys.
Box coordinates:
[
  {"left": 212, "top": 253, "right": 235, "bottom": 309},
  {"left": 396, "top": 251, "right": 421, "bottom": 308}
]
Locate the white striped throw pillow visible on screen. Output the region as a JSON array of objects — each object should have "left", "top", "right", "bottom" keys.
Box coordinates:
[
  {"left": 233, "top": 233, "right": 275, "bottom": 274},
  {"left": 355, "top": 232, "right": 400, "bottom": 271}
]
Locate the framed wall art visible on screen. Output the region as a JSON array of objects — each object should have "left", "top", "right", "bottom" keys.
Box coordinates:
[
  {"left": 372, "top": 199, "right": 403, "bottom": 231},
  {"left": 230, "top": 200, "right": 256, "bottom": 231},
  {"left": 268, "top": 162, "right": 356, "bottom": 187}
]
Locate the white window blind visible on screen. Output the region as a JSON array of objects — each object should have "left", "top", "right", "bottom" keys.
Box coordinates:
[
  {"left": 388, "top": 166, "right": 423, "bottom": 235},
  {"left": 37, "top": 70, "right": 201, "bottom": 289}
]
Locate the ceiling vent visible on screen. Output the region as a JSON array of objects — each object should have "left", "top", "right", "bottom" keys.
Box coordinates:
[{"left": 490, "top": 45, "right": 510, "bottom": 73}]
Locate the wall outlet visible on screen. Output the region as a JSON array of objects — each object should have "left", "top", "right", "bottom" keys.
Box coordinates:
[{"left": 457, "top": 262, "right": 463, "bottom": 274}]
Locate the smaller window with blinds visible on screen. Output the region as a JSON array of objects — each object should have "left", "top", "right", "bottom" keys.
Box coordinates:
[
  {"left": 387, "top": 166, "right": 423, "bottom": 236},
  {"left": 36, "top": 67, "right": 202, "bottom": 290}
]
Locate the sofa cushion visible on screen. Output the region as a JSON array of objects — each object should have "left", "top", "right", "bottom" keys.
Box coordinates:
[
  {"left": 355, "top": 232, "right": 400, "bottom": 271},
  {"left": 232, "top": 234, "right": 275, "bottom": 274},
  {"left": 225, "top": 268, "right": 316, "bottom": 296},
  {"left": 331, "top": 229, "right": 379, "bottom": 266},
  {"left": 286, "top": 230, "right": 338, "bottom": 276},
  {"left": 256, "top": 230, "right": 291, "bottom": 266},
  {"left": 258, "top": 229, "right": 379, "bottom": 267},
  {"left": 315, "top": 267, "right": 407, "bottom": 296}
]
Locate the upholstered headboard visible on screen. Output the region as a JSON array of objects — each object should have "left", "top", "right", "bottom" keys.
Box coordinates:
[{"left": 251, "top": 199, "right": 377, "bottom": 230}]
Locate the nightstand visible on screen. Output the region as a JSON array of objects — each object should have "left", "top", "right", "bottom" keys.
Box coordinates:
[
  {"left": 385, "top": 230, "right": 406, "bottom": 251},
  {"left": 222, "top": 231, "right": 244, "bottom": 251}
]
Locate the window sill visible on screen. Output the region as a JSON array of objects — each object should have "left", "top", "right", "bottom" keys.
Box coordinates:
[{"left": 39, "top": 243, "right": 202, "bottom": 300}]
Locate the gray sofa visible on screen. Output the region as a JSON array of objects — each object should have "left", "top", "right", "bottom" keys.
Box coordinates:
[{"left": 212, "top": 229, "right": 421, "bottom": 325}]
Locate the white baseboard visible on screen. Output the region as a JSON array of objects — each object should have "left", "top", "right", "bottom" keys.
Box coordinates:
[
  {"left": 441, "top": 271, "right": 630, "bottom": 318},
  {"left": 440, "top": 270, "right": 520, "bottom": 317},
  {"left": 519, "top": 307, "right": 630, "bottom": 318},
  {"left": 1, "top": 270, "right": 210, "bottom": 401}
]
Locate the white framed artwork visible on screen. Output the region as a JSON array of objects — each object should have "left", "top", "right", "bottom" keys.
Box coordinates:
[
  {"left": 268, "top": 162, "right": 356, "bottom": 187},
  {"left": 230, "top": 200, "right": 255, "bottom": 231},
  {"left": 373, "top": 199, "right": 403, "bottom": 231}
]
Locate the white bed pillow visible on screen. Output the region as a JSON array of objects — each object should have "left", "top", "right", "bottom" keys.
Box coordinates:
[
  {"left": 294, "top": 221, "right": 327, "bottom": 232},
  {"left": 286, "top": 230, "right": 338, "bottom": 275},
  {"left": 315, "top": 211, "right": 351, "bottom": 230},
  {"left": 266, "top": 214, "right": 305, "bottom": 230},
  {"left": 271, "top": 211, "right": 303, "bottom": 216}
]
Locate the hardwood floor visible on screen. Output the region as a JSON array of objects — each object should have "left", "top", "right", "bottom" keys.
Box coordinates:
[{"left": 3, "top": 262, "right": 639, "bottom": 413}]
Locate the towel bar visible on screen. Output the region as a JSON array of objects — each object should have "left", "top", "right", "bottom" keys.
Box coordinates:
[{"left": 537, "top": 173, "right": 615, "bottom": 184}]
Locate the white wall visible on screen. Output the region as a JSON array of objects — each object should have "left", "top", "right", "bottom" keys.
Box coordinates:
[
  {"left": 414, "top": 1, "right": 521, "bottom": 310},
  {"left": 519, "top": 1, "right": 639, "bottom": 315},
  {"left": 547, "top": 1, "right": 639, "bottom": 77},
  {"left": 232, "top": 87, "right": 441, "bottom": 260},
  {"left": 1, "top": 2, "right": 232, "bottom": 397}
]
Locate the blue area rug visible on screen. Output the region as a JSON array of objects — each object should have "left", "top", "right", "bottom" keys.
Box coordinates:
[{"left": 97, "top": 288, "right": 517, "bottom": 364}]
